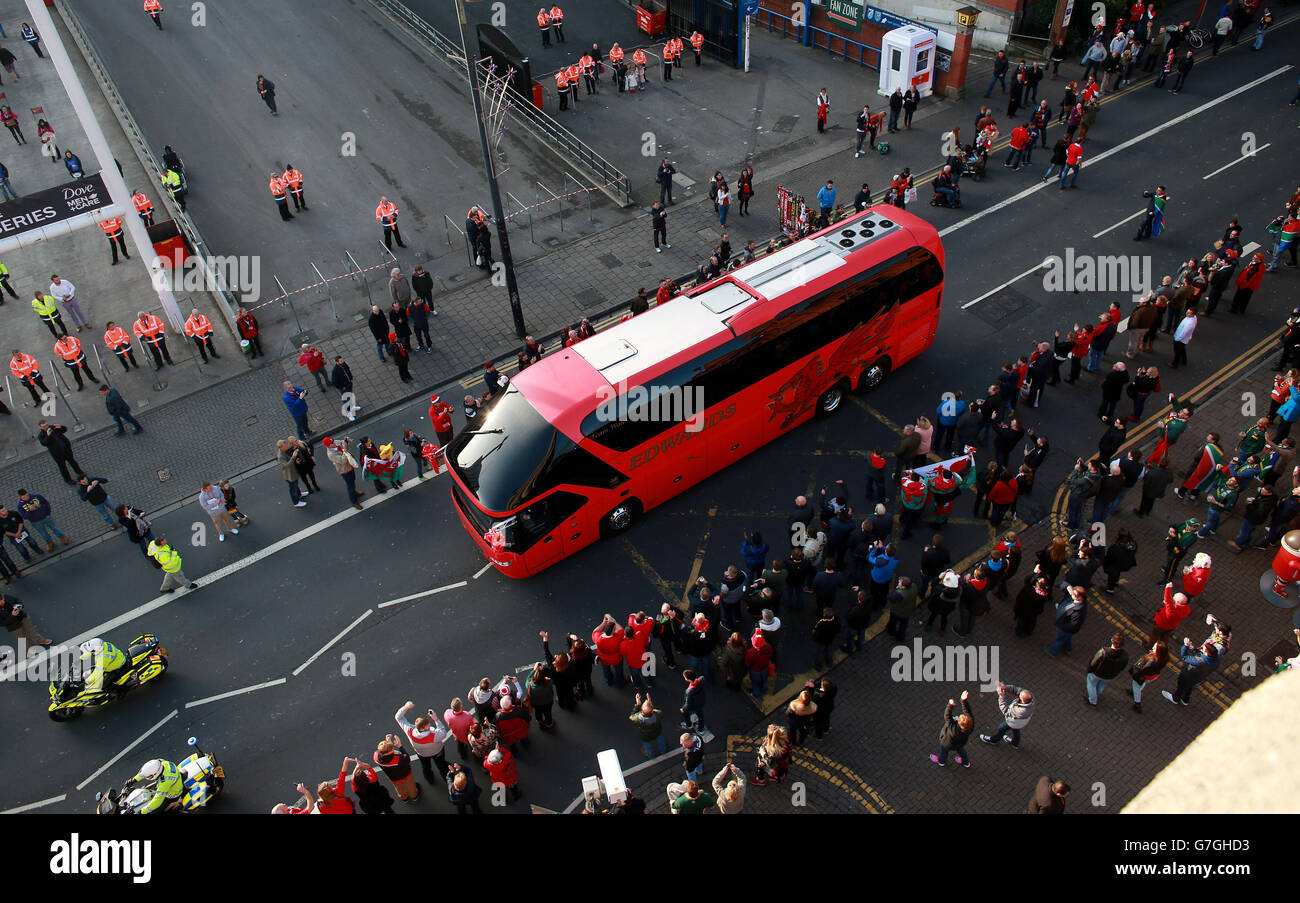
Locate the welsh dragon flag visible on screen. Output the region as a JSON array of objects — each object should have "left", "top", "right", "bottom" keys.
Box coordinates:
[
  {"left": 1151, "top": 193, "right": 1167, "bottom": 237},
  {"left": 361, "top": 450, "right": 406, "bottom": 482}
]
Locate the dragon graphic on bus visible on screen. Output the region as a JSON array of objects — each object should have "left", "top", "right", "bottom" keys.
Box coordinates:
[{"left": 766, "top": 310, "right": 896, "bottom": 429}]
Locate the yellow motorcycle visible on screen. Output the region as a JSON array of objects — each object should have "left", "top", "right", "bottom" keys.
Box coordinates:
[{"left": 48, "top": 634, "right": 168, "bottom": 722}]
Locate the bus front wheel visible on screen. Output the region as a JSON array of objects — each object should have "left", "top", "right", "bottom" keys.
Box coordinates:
[
  {"left": 856, "top": 359, "right": 891, "bottom": 393},
  {"left": 600, "top": 501, "right": 639, "bottom": 537},
  {"left": 814, "top": 381, "right": 849, "bottom": 419}
]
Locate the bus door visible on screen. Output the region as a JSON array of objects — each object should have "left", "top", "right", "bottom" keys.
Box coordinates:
[{"left": 500, "top": 490, "right": 588, "bottom": 571}]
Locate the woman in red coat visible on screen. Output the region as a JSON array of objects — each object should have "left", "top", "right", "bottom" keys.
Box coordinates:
[
  {"left": 1066, "top": 324, "right": 1092, "bottom": 384},
  {"left": 1229, "top": 252, "right": 1266, "bottom": 314},
  {"left": 484, "top": 747, "right": 520, "bottom": 801}
]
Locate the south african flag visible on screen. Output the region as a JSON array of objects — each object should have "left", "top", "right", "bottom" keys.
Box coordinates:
[{"left": 1151, "top": 193, "right": 1167, "bottom": 237}]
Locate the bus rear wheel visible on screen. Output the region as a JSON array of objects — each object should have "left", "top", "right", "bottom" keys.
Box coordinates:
[
  {"left": 600, "top": 501, "right": 639, "bottom": 537},
  {"left": 856, "top": 359, "right": 891, "bottom": 393},
  {"left": 814, "top": 381, "right": 849, "bottom": 419}
]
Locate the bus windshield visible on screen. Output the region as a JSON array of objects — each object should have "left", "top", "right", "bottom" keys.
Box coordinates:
[{"left": 449, "top": 385, "right": 627, "bottom": 512}]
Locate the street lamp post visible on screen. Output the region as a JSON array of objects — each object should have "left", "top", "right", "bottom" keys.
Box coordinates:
[{"left": 455, "top": 0, "right": 527, "bottom": 339}]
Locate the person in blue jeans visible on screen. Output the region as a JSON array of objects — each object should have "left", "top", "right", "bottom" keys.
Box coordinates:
[
  {"left": 76, "top": 476, "right": 117, "bottom": 527},
  {"left": 15, "top": 489, "right": 67, "bottom": 550},
  {"left": 1047, "top": 586, "right": 1087, "bottom": 655},
  {"left": 367, "top": 305, "right": 389, "bottom": 361},
  {"left": 1196, "top": 476, "right": 1239, "bottom": 537},
  {"left": 0, "top": 504, "right": 43, "bottom": 562},
  {"left": 630, "top": 695, "right": 668, "bottom": 758},
  {"left": 979, "top": 681, "right": 1034, "bottom": 749},
  {"left": 984, "top": 51, "right": 1008, "bottom": 97},
  {"left": 0, "top": 161, "right": 15, "bottom": 201},
  {"left": 746, "top": 637, "right": 771, "bottom": 699},
  {"left": 281, "top": 381, "right": 310, "bottom": 440}
]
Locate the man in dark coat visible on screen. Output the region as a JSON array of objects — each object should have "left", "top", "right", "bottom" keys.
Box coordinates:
[{"left": 37, "top": 421, "right": 85, "bottom": 483}]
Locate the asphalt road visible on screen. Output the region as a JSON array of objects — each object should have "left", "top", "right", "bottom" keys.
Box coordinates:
[{"left": 1, "top": 24, "right": 1296, "bottom": 814}]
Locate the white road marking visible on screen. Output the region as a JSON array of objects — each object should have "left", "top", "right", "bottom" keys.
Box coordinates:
[
  {"left": 376, "top": 581, "right": 468, "bottom": 609},
  {"left": 1243, "top": 241, "right": 1261, "bottom": 255},
  {"left": 960, "top": 261, "right": 1049, "bottom": 309},
  {"left": 1092, "top": 209, "right": 1146, "bottom": 239},
  {"left": 77, "top": 708, "right": 178, "bottom": 791},
  {"left": 473, "top": 562, "right": 493, "bottom": 579},
  {"left": 939, "top": 66, "right": 1294, "bottom": 240},
  {"left": 1203, "top": 144, "right": 1271, "bottom": 180},
  {"left": 184, "top": 677, "right": 287, "bottom": 709},
  {"left": 1, "top": 794, "right": 67, "bottom": 814},
  {"left": 292, "top": 609, "right": 373, "bottom": 677},
  {"left": 1, "top": 474, "right": 439, "bottom": 683}
]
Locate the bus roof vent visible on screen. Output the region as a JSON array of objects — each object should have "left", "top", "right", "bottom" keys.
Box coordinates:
[
  {"left": 696, "top": 281, "right": 754, "bottom": 315},
  {"left": 821, "top": 213, "right": 901, "bottom": 255},
  {"left": 576, "top": 336, "right": 637, "bottom": 371}
]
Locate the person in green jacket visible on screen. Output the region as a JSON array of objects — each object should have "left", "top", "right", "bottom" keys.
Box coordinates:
[
  {"left": 1162, "top": 518, "right": 1199, "bottom": 584},
  {"left": 1196, "top": 475, "right": 1239, "bottom": 538},
  {"left": 667, "top": 779, "right": 717, "bottom": 813}
]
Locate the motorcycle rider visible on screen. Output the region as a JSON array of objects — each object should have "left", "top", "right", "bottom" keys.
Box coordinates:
[
  {"left": 124, "top": 758, "right": 185, "bottom": 813},
  {"left": 79, "top": 638, "right": 127, "bottom": 695}
]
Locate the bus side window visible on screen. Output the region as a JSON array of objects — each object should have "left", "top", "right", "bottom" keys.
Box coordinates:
[{"left": 512, "top": 491, "right": 587, "bottom": 550}]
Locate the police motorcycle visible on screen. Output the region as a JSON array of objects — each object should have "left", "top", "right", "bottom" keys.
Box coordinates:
[
  {"left": 95, "top": 737, "right": 224, "bottom": 814},
  {"left": 48, "top": 635, "right": 168, "bottom": 722}
]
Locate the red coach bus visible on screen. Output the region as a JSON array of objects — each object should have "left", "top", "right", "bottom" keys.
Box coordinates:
[{"left": 447, "top": 206, "right": 945, "bottom": 576}]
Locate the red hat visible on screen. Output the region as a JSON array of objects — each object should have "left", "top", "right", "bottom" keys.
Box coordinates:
[
  {"left": 388, "top": 332, "right": 397, "bottom": 341},
  {"left": 322, "top": 437, "right": 334, "bottom": 447},
  {"left": 430, "top": 394, "right": 440, "bottom": 404}
]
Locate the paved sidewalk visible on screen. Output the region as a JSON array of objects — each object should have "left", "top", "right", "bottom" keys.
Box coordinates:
[{"left": 0, "top": 0, "right": 241, "bottom": 464}]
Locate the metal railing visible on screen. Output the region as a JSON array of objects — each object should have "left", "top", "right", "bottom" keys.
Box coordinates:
[
  {"left": 53, "top": 0, "right": 244, "bottom": 335},
  {"left": 368, "top": 0, "right": 633, "bottom": 208},
  {"left": 754, "top": 8, "right": 880, "bottom": 69}
]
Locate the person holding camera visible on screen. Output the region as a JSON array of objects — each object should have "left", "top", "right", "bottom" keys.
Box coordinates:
[
  {"left": 0, "top": 593, "right": 51, "bottom": 651},
  {"left": 395, "top": 701, "right": 450, "bottom": 787}
]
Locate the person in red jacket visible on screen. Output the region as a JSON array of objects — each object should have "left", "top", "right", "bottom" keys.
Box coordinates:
[
  {"left": 592, "top": 614, "right": 626, "bottom": 686},
  {"left": 313, "top": 757, "right": 358, "bottom": 813},
  {"left": 297, "top": 343, "right": 329, "bottom": 392},
  {"left": 1148, "top": 582, "right": 1191, "bottom": 646},
  {"left": 484, "top": 747, "right": 521, "bottom": 801},
  {"left": 987, "top": 471, "right": 1019, "bottom": 527},
  {"left": 1229, "top": 252, "right": 1266, "bottom": 315},
  {"left": 628, "top": 609, "right": 654, "bottom": 644},
  {"left": 620, "top": 624, "right": 651, "bottom": 692},
  {"left": 1005, "top": 124, "right": 1031, "bottom": 170},
  {"left": 1066, "top": 323, "right": 1092, "bottom": 384},
  {"left": 745, "top": 634, "right": 773, "bottom": 700},
  {"left": 495, "top": 696, "right": 532, "bottom": 750},
  {"left": 1181, "top": 552, "right": 1211, "bottom": 598},
  {"left": 428, "top": 393, "right": 455, "bottom": 445}
]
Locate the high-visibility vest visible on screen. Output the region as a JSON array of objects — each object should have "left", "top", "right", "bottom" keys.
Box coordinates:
[
  {"left": 148, "top": 540, "right": 183, "bottom": 573},
  {"left": 144, "top": 0, "right": 162, "bottom": 13},
  {"left": 269, "top": 176, "right": 287, "bottom": 200},
  {"left": 32, "top": 294, "right": 58, "bottom": 319},
  {"left": 565, "top": 63, "right": 580, "bottom": 84},
  {"left": 673, "top": 38, "right": 684, "bottom": 56},
  {"left": 132, "top": 192, "right": 153, "bottom": 215},
  {"left": 54, "top": 336, "right": 84, "bottom": 363},
  {"left": 608, "top": 44, "right": 623, "bottom": 62},
  {"left": 537, "top": 9, "right": 549, "bottom": 28},
  {"left": 549, "top": 6, "right": 563, "bottom": 24},
  {"left": 632, "top": 49, "right": 646, "bottom": 66},
  {"left": 691, "top": 31, "right": 704, "bottom": 51},
  {"left": 555, "top": 69, "right": 568, "bottom": 89},
  {"left": 580, "top": 54, "right": 594, "bottom": 75},
  {"left": 99, "top": 218, "right": 124, "bottom": 238},
  {"left": 184, "top": 312, "right": 213, "bottom": 338},
  {"left": 9, "top": 353, "right": 38, "bottom": 380},
  {"left": 376, "top": 201, "right": 398, "bottom": 225},
  {"left": 162, "top": 170, "right": 181, "bottom": 192},
  {"left": 134, "top": 314, "right": 165, "bottom": 342},
  {"left": 0, "top": 263, "right": 8, "bottom": 278},
  {"left": 283, "top": 168, "right": 303, "bottom": 190},
  {"left": 104, "top": 326, "right": 132, "bottom": 351},
  {"left": 663, "top": 42, "right": 674, "bottom": 61}
]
